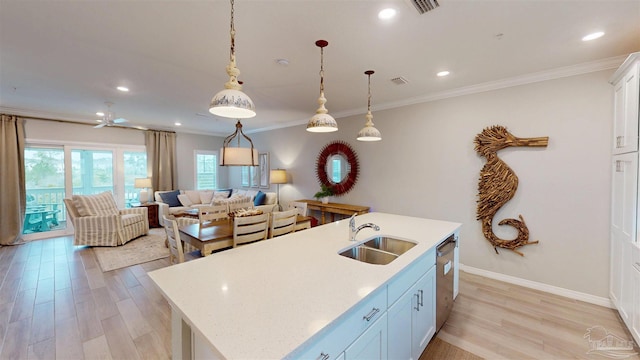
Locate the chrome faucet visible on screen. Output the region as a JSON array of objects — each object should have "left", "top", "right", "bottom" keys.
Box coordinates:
[{"left": 349, "top": 213, "right": 380, "bottom": 241}]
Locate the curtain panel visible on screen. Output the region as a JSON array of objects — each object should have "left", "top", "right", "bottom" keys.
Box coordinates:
[
  {"left": 0, "top": 115, "right": 26, "bottom": 245},
  {"left": 145, "top": 130, "right": 177, "bottom": 192}
]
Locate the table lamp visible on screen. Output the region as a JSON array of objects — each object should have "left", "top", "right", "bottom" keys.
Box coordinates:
[
  {"left": 134, "top": 178, "right": 152, "bottom": 204},
  {"left": 269, "top": 169, "right": 287, "bottom": 211}
]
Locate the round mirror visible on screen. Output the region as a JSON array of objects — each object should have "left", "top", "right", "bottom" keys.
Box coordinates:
[{"left": 316, "top": 141, "right": 359, "bottom": 196}]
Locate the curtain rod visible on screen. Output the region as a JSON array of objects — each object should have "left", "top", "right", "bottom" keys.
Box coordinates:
[{"left": 4, "top": 113, "right": 175, "bottom": 134}]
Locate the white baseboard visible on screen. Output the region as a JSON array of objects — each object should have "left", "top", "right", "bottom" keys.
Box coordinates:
[{"left": 459, "top": 263, "right": 614, "bottom": 309}]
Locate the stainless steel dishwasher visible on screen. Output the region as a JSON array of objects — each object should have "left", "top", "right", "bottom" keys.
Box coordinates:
[{"left": 436, "top": 234, "right": 456, "bottom": 331}]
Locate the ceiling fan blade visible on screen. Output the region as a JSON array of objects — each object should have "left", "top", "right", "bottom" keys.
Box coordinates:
[{"left": 113, "top": 117, "right": 128, "bottom": 124}]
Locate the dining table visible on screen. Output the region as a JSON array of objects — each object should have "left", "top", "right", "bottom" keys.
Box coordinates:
[{"left": 179, "top": 215, "right": 313, "bottom": 256}]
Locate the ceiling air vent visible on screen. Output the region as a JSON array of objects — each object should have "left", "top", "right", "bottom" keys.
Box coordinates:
[
  {"left": 405, "top": 0, "right": 440, "bottom": 14},
  {"left": 390, "top": 76, "right": 409, "bottom": 85}
]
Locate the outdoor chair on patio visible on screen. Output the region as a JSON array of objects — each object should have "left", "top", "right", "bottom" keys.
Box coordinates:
[{"left": 64, "top": 191, "right": 149, "bottom": 247}]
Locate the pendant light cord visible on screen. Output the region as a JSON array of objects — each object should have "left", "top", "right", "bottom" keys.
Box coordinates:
[
  {"left": 319, "top": 46, "right": 325, "bottom": 94},
  {"left": 367, "top": 73, "right": 372, "bottom": 111},
  {"left": 229, "top": 0, "right": 236, "bottom": 62}
]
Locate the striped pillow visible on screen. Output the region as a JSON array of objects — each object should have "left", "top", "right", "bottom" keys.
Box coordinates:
[{"left": 72, "top": 191, "right": 119, "bottom": 217}]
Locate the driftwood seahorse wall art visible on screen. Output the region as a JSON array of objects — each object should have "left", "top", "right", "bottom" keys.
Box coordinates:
[{"left": 474, "top": 125, "right": 549, "bottom": 256}]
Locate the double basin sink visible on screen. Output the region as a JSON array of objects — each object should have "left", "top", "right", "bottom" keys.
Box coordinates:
[{"left": 339, "top": 237, "right": 416, "bottom": 265}]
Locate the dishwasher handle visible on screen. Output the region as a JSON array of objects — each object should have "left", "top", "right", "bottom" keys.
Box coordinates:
[{"left": 437, "top": 236, "right": 457, "bottom": 257}]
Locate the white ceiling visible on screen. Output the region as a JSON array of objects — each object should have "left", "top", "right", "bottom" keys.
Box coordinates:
[{"left": 1, "top": 0, "right": 639, "bottom": 136}]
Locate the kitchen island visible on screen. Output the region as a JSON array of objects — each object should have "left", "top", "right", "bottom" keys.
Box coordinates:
[{"left": 149, "top": 212, "right": 461, "bottom": 359}]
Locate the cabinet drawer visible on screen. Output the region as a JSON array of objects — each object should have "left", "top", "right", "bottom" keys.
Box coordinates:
[
  {"left": 293, "top": 288, "right": 387, "bottom": 360},
  {"left": 388, "top": 247, "right": 435, "bottom": 306}
]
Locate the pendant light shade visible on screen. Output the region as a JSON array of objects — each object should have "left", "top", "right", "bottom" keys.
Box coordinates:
[
  {"left": 209, "top": 0, "right": 256, "bottom": 119},
  {"left": 307, "top": 40, "right": 338, "bottom": 133},
  {"left": 220, "top": 120, "right": 258, "bottom": 166},
  {"left": 357, "top": 70, "right": 382, "bottom": 141}
]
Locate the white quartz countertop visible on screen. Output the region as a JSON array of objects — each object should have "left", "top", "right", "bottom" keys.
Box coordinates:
[{"left": 149, "top": 212, "right": 461, "bottom": 359}]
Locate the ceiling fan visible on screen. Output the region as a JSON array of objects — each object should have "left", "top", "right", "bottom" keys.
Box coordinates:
[{"left": 94, "top": 102, "right": 129, "bottom": 128}]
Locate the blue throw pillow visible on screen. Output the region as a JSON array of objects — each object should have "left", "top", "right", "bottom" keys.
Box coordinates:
[
  {"left": 254, "top": 191, "right": 266, "bottom": 206},
  {"left": 160, "top": 190, "right": 181, "bottom": 207}
]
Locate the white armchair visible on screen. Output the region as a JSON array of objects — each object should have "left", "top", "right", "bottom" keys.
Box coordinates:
[{"left": 63, "top": 192, "right": 149, "bottom": 247}]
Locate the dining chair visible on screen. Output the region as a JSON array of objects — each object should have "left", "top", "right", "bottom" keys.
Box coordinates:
[
  {"left": 233, "top": 213, "right": 270, "bottom": 247},
  {"left": 288, "top": 201, "right": 308, "bottom": 216},
  {"left": 269, "top": 209, "right": 298, "bottom": 239},
  {"left": 198, "top": 204, "right": 228, "bottom": 225},
  {"left": 163, "top": 215, "right": 186, "bottom": 264},
  {"left": 228, "top": 200, "right": 254, "bottom": 214}
]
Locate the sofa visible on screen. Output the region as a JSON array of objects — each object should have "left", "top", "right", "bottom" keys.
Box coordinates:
[
  {"left": 64, "top": 191, "right": 149, "bottom": 246},
  {"left": 155, "top": 188, "right": 277, "bottom": 226}
]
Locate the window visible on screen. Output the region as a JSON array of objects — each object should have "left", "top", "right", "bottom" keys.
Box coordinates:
[
  {"left": 331, "top": 158, "right": 342, "bottom": 183},
  {"left": 23, "top": 143, "right": 146, "bottom": 239},
  {"left": 195, "top": 150, "right": 218, "bottom": 190}
]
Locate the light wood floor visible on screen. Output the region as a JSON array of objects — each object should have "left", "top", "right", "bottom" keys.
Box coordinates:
[
  {"left": 437, "top": 271, "right": 640, "bottom": 360},
  {"left": 0, "top": 235, "right": 638, "bottom": 359}
]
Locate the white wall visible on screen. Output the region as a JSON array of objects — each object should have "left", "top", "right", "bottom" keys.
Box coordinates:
[
  {"left": 175, "top": 132, "right": 227, "bottom": 190},
  {"left": 247, "top": 69, "right": 613, "bottom": 298}
]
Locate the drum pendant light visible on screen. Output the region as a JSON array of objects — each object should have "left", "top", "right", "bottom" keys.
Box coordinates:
[
  {"left": 209, "top": 0, "right": 256, "bottom": 119},
  {"left": 220, "top": 120, "right": 258, "bottom": 166},
  {"left": 307, "top": 40, "right": 338, "bottom": 133}
]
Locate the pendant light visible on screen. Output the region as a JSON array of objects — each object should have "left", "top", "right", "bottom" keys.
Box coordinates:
[
  {"left": 307, "top": 40, "right": 338, "bottom": 133},
  {"left": 220, "top": 120, "right": 258, "bottom": 166},
  {"left": 209, "top": 0, "right": 256, "bottom": 119},
  {"left": 357, "top": 70, "right": 382, "bottom": 141}
]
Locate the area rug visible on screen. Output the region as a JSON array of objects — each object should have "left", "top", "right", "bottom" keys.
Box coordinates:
[{"left": 94, "top": 228, "right": 168, "bottom": 272}]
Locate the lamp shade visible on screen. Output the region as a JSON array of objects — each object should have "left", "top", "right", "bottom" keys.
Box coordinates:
[
  {"left": 220, "top": 147, "right": 259, "bottom": 166},
  {"left": 209, "top": 89, "right": 256, "bottom": 119},
  {"left": 270, "top": 169, "right": 287, "bottom": 184},
  {"left": 134, "top": 178, "right": 152, "bottom": 188}
]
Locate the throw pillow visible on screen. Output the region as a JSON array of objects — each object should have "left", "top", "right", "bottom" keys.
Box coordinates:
[
  {"left": 199, "top": 190, "right": 214, "bottom": 204},
  {"left": 214, "top": 190, "right": 231, "bottom": 198},
  {"left": 185, "top": 190, "right": 202, "bottom": 205},
  {"left": 177, "top": 194, "right": 193, "bottom": 207},
  {"left": 245, "top": 189, "right": 258, "bottom": 201},
  {"left": 254, "top": 191, "right": 266, "bottom": 206},
  {"left": 160, "top": 190, "right": 182, "bottom": 207}
]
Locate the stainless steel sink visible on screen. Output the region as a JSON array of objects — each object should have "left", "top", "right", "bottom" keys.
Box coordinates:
[
  {"left": 339, "top": 246, "right": 398, "bottom": 265},
  {"left": 362, "top": 237, "right": 417, "bottom": 256}
]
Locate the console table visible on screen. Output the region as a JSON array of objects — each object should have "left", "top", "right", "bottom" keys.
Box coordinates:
[{"left": 296, "top": 200, "right": 370, "bottom": 225}]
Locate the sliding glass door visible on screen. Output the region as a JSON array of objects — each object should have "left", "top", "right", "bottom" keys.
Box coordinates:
[
  {"left": 24, "top": 147, "right": 66, "bottom": 236},
  {"left": 23, "top": 142, "right": 146, "bottom": 240}
]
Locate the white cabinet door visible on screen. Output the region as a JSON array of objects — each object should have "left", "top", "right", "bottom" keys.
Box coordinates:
[
  {"left": 344, "top": 313, "right": 387, "bottom": 360},
  {"left": 612, "top": 61, "right": 640, "bottom": 154},
  {"left": 611, "top": 235, "right": 623, "bottom": 306},
  {"left": 387, "top": 284, "right": 414, "bottom": 360},
  {"left": 412, "top": 267, "right": 436, "bottom": 358},
  {"left": 631, "top": 256, "right": 640, "bottom": 345},
  {"left": 611, "top": 153, "right": 638, "bottom": 245},
  {"left": 387, "top": 267, "right": 436, "bottom": 360}
]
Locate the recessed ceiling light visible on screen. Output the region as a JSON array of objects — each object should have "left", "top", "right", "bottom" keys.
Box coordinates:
[
  {"left": 96, "top": 119, "right": 102, "bottom": 123},
  {"left": 378, "top": 8, "right": 396, "bottom": 20},
  {"left": 174, "top": 122, "right": 182, "bottom": 126},
  {"left": 116, "top": 86, "right": 129, "bottom": 92},
  {"left": 96, "top": 112, "right": 104, "bottom": 116},
  {"left": 582, "top": 31, "right": 604, "bottom": 41},
  {"left": 437, "top": 71, "right": 450, "bottom": 77}
]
